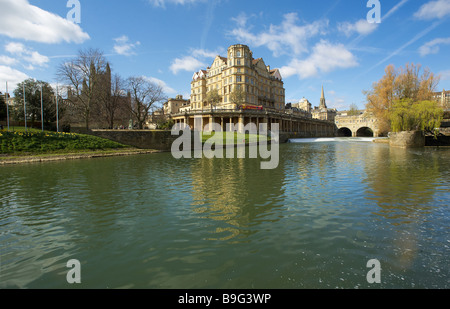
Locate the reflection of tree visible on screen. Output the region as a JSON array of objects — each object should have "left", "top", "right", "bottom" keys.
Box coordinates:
[
  {"left": 364, "top": 146, "right": 439, "bottom": 222},
  {"left": 363, "top": 146, "right": 441, "bottom": 269},
  {"left": 189, "top": 151, "right": 286, "bottom": 241}
]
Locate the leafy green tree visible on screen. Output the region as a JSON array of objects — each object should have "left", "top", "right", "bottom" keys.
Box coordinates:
[
  {"left": 390, "top": 99, "right": 443, "bottom": 136},
  {"left": 13, "top": 79, "right": 57, "bottom": 127},
  {"left": 365, "top": 63, "right": 440, "bottom": 134}
]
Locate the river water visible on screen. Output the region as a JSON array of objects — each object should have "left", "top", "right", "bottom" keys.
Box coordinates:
[{"left": 0, "top": 138, "right": 448, "bottom": 289}]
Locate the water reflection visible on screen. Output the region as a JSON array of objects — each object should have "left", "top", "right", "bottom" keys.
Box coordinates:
[
  {"left": 361, "top": 145, "right": 449, "bottom": 275},
  {"left": 0, "top": 141, "right": 448, "bottom": 289},
  {"left": 189, "top": 147, "right": 286, "bottom": 241},
  {"left": 365, "top": 146, "right": 438, "bottom": 223}
]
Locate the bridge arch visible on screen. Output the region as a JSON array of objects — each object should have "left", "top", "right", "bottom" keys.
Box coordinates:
[
  {"left": 337, "top": 127, "right": 352, "bottom": 137},
  {"left": 356, "top": 127, "right": 374, "bottom": 137}
]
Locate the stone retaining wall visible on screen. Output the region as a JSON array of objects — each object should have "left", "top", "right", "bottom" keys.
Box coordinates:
[
  {"left": 90, "top": 130, "right": 184, "bottom": 151},
  {"left": 389, "top": 131, "right": 425, "bottom": 148}
]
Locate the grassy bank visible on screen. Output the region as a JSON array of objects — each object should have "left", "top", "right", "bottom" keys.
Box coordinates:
[
  {"left": 201, "top": 132, "right": 270, "bottom": 145},
  {"left": 0, "top": 128, "right": 162, "bottom": 165},
  {"left": 0, "top": 129, "right": 127, "bottom": 155}
]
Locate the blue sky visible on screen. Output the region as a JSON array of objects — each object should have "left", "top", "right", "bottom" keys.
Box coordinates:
[{"left": 1, "top": 0, "right": 450, "bottom": 110}]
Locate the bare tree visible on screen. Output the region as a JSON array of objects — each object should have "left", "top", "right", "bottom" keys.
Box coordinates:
[
  {"left": 57, "top": 48, "right": 107, "bottom": 130},
  {"left": 206, "top": 88, "right": 222, "bottom": 111},
  {"left": 99, "top": 71, "right": 128, "bottom": 129},
  {"left": 127, "top": 76, "right": 166, "bottom": 129},
  {"left": 229, "top": 85, "right": 246, "bottom": 106}
]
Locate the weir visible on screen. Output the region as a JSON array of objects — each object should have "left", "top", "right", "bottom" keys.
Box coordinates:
[{"left": 288, "top": 137, "right": 379, "bottom": 143}]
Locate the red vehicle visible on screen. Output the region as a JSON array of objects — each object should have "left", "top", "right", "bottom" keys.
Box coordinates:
[{"left": 241, "top": 104, "right": 263, "bottom": 111}]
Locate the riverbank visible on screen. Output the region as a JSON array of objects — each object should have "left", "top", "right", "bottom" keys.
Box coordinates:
[
  {"left": 372, "top": 135, "right": 450, "bottom": 146},
  {"left": 0, "top": 148, "right": 162, "bottom": 165}
]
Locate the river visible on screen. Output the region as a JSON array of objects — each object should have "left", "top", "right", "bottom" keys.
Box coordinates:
[{"left": 0, "top": 138, "right": 449, "bottom": 288}]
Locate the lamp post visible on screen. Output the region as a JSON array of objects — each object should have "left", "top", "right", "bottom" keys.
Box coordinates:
[
  {"left": 56, "top": 84, "right": 59, "bottom": 133},
  {"left": 5, "top": 82, "right": 9, "bottom": 131},
  {"left": 40, "top": 84, "right": 44, "bottom": 132},
  {"left": 23, "top": 83, "right": 27, "bottom": 131}
]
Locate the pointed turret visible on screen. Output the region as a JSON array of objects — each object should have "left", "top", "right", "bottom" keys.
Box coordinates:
[{"left": 320, "top": 85, "right": 327, "bottom": 109}]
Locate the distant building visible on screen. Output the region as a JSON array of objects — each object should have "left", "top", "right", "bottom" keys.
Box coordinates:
[
  {"left": 311, "top": 85, "right": 337, "bottom": 122},
  {"left": 292, "top": 97, "right": 312, "bottom": 114},
  {"left": 433, "top": 89, "right": 450, "bottom": 110},
  {"left": 335, "top": 110, "right": 380, "bottom": 137},
  {"left": 286, "top": 98, "right": 313, "bottom": 119},
  {"left": 65, "top": 63, "right": 131, "bottom": 129},
  {"left": 163, "top": 95, "right": 190, "bottom": 115}
]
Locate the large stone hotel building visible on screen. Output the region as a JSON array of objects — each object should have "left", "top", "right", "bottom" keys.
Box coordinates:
[
  {"left": 168, "top": 44, "right": 336, "bottom": 137},
  {"left": 190, "top": 44, "right": 285, "bottom": 111}
]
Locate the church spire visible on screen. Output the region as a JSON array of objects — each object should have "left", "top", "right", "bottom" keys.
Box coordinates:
[{"left": 320, "top": 85, "right": 327, "bottom": 109}]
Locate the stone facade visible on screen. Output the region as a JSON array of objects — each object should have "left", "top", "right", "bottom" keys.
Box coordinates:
[
  {"left": 335, "top": 111, "right": 380, "bottom": 137},
  {"left": 91, "top": 129, "right": 193, "bottom": 151},
  {"left": 163, "top": 95, "right": 190, "bottom": 115},
  {"left": 190, "top": 44, "right": 285, "bottom": 111},
  {"left": 311, "top": 86, "right": 337, "bottom": 122},
  {"left": 433, "top": 89, "right": 450, "bottom": 110},
  {"left": 389, "top": 131, "right": 425, "bottom": 148}
]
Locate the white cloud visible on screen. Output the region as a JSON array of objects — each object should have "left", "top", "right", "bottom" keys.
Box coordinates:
[
  {"left": 414, "top": 0, "right": 450, "bottom": 20},
  {"left": 231, "top": 12, "right": 249, "bottom": 28},
  {"left": 113, "top": 36, "right": 141, "bottom": 56},
  {"left": 5, "top": 42, "right": 26, "bottom": 54},
  {"left": 170, "top": 56, "right": 206, "bottom": 75},
  {"left": 439, "top": 69, "right": 450, "bottom": 80},
  {"left": 229, "top": 12, "right": 328, "bottom": 57},
  {"left": 280, "top": 40, "right": 358, "bottom": 79},
  {"left": 169, "top": 47, "right": 222, "bottom": 75},
  {"left": 419, "top": 37, "right": 450, "bottom": 56},
  {"left": 4, "top": 42, "right": 49, "bottom": 69},
  {"left": 0, "top": 65, "right": 29, "bottom": 93},
  {"left": 338, "top": 19, "right": 378, "bottom": 37},
  {"left": 191, "top": 48, "right": 223, "bottom": 59},
  {"left": 0, "top": 55, "right": 17, "bottom": 66},
  {"left": 0, "top": 0, "right": 89, "bottom": 44},
  {"left": 144, "top": 76, "right": 177, "bottom": 95},
  {"left": 148, "top": 0, "right": 206, "bottom": 8}
]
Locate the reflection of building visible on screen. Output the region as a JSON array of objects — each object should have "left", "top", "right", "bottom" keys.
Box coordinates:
[
  {"left": 312, "top": 86, "right": 337, "bottom": 122},
  {"left": 189, "top": 155, "right": 286, "bottom": 241},
  {"left": 433, "top": 89, "right": 450, "bottom": 110},
  {"left": 190, "top": 44, "right": 285, "bottom": 111}
]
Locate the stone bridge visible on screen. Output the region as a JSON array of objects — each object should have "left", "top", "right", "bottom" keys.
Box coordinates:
[{"left": 335, "top": 112, "right": 380, "bottom": 137}]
